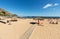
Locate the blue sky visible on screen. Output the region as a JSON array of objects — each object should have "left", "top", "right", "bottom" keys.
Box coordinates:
[{"left": 0, "top": 0, "right": 60, "bottom": 16}]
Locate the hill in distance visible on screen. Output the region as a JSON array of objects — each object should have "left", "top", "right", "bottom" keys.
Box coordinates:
[{"left": 0, "top": 8, "right": 18, "bottom": 17}]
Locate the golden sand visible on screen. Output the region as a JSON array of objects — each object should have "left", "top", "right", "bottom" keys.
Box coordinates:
[{"left": 0, "top": 18, "right": 60, "bottom": 39}]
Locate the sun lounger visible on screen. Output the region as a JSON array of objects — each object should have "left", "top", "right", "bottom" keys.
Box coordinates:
[
  {"left": 30, "top": 22, "right": 37, "bottom": 24},
  {"left": 10, "top": 20, "right": 17, "bottom": 22},
  {"left": 0, "top": 20, "right": 6, "bottom": 24}
]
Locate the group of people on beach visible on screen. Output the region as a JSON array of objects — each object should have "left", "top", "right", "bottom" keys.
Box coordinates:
[
  {"left": 37, "top": 18, "right": 58, "bottom": 26},
  {"left": 48, "top": 19, "right": 58, "bottom": 24}
]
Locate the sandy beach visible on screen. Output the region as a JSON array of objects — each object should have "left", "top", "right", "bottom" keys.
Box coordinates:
[
  {"left": 0, "top": 0, "right": 60, "bottom": 39},
  {"left": 0, "top": 18, "right": 60, "bottom": 39}
]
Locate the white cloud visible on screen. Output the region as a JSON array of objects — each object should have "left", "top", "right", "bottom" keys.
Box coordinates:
[
  {"left": 43, "top": 4, "right": 52, "bottom": 9},
  {"left": 43, "top": 3, "right": 59, "bottom": 9},
  {"left": 54, "top": 3, "right": 59, "bottom": 6}
]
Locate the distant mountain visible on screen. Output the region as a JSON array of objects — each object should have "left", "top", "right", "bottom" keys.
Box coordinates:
[
  {"left": 0, "top": 8, "right": 18, "bottom": 17},
  {"left": 22, "top": 16, "right": 60, "bottom": 19}
]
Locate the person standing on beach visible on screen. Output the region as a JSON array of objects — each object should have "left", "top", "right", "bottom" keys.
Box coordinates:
[{"left": 38, "top": 19, "right": 44, "bottom": 26}]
